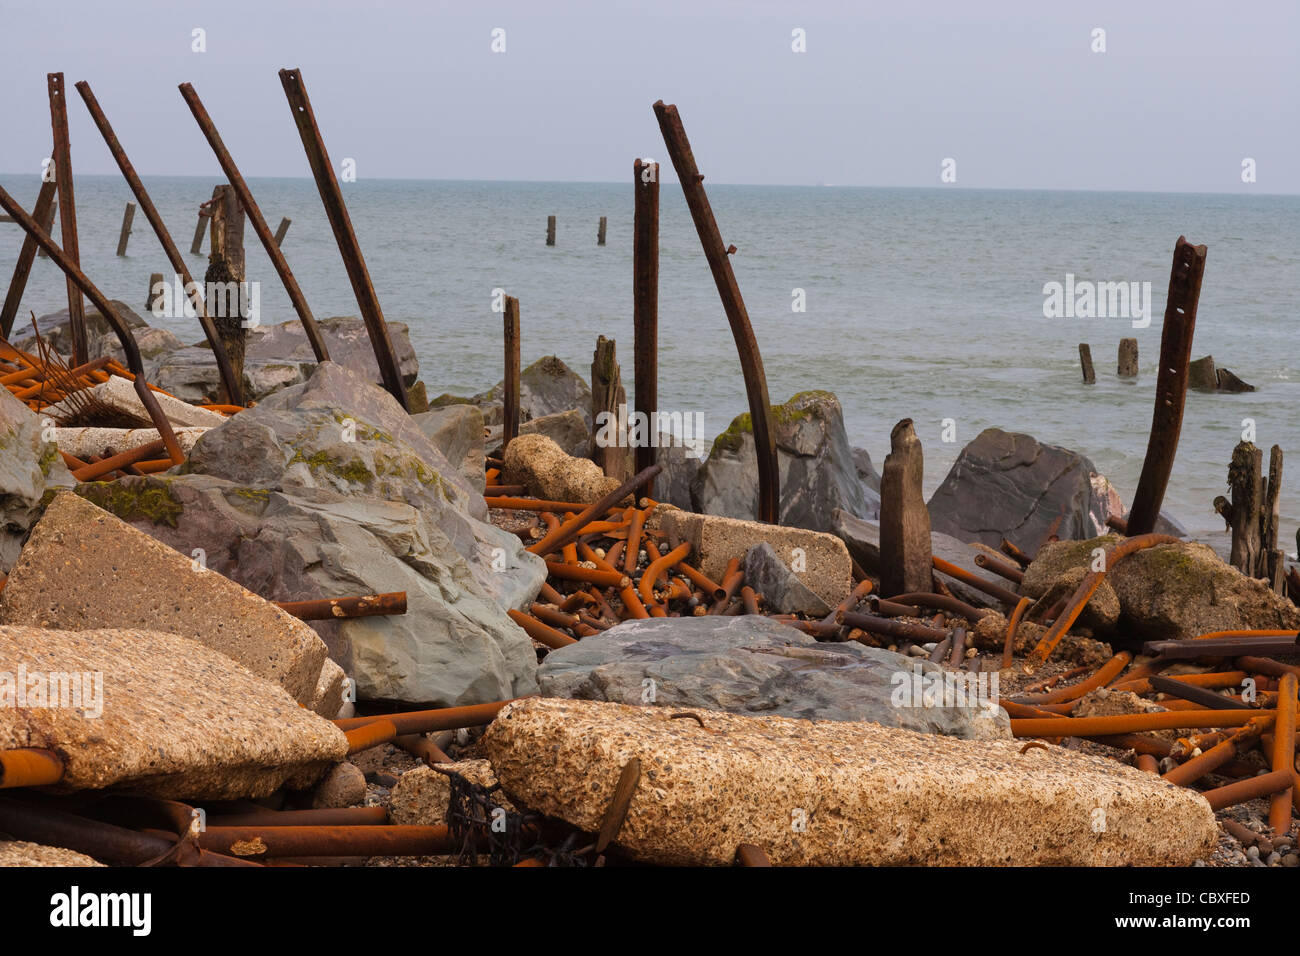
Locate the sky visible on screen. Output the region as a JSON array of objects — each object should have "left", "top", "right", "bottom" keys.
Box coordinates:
[{"left": 0, "top": 0, "right": 1297, "bottom": 192}]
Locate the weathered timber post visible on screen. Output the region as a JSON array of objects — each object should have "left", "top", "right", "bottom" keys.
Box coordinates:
[
  {"left": 204, "top": 185, "right": 248, "bottom": 403},
  {"left": 1079, "top": 343, "right": 1095, "bottom": 384},
  {"left": 274, "top": 217, "right": 292, "bottom": 246},
  {"left": 879, "top": 419, "right": 932, "bottom": 597},
  {"left": 591, "top": 336, "right": 633, "bottom": 482},
  {"left": 503, "top": 295, "right": 521, "bottom": 451},
  {"left": 633, "top": 159, "right": 660, "bottom": 489},
  {"left": 653, "top": 101, "right": 779, "bottom": 523},
  {"left": 546, "top": 215, "right": 556, "bottom": 246},
  {"left": 146, "top": 272, "right": 164, "bottom": 312},
  {"left": 190, "top": 209, "right": 208, "bottom": 255},
  {"left": 1215, "top": 441, "right": 1263, "bottom": 577},
  {"left": 115, "top": 202, "right": 136, "bottom": 256},
  {"left": 1262, "top": 445, "right": 1283, "bottom": 589},
  {"left": 1117, "top": 337, "right": 1139, "bottom": 378},
  {"left": 48, "top": 73, "right": 87, "bottom": 366},
  {"left": 597, "top": 216, "right": 607, "bottom": 246},
  {"left": 1125, "top": 237, "right": 1207, "bottom": 535},
  {"left": 0, "top": 180, "right": 56, "bottom": 337}
]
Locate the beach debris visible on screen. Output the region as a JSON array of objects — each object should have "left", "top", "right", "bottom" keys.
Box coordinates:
[
  {"left": 880, "top": 418, "right": 932, "bottom": 597},
  {"left": 1079, "top": 342, "right": 1096, "bottom": 383},
  {"left": 1117, "top": 336, "right": 1138, "bottom": 378},
  {"left": 505, "top": 434, "right": 620, "bottom": 504}
]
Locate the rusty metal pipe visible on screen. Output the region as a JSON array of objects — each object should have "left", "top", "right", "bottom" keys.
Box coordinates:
[
  {"left": 931, "top": 556, "right": 1021, "bottom": 606},
  {"left": 1162, "top": 717, "right": 1271, "bottom": 788},
  {"left": 508, "top": 609, "right": 578, "bottom": 649},
  {"left": 0, "top": 748, "right": 65, "bottom": 789},
  {"left": 276, "top": 591, "right": 406, "bottom": 621},
  {"left": 527, "top": 465, "right": 662, "bottom": 558},
  {"left": 48, "top": 73, "right": 88, "bottom": 366},
  {"left": 198, "top": 823, "right": 459, "bottom": 858},
  {"left": 1202, "top": 768, "right": 1294, "bottom": 812},
  {"left": 334, "top": 700, "right": 515, "bottom": 736},
  {"left": 1270, "top": 673, "right": 1297, "bottom": 836},
  {"left": 974, "top": 552, "right": 1025, "bottom": 584},
  {"left": 1011, "top": 708, "right": 1272, "bottom": 739}
]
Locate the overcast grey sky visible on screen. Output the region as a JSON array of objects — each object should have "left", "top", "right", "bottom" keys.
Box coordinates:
[{"left": 1, "top": 0, "right": 1296, "bottom": 192}]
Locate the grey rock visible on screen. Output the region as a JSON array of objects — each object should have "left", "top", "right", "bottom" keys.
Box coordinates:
[
  {"left": 486, "top": 407, "right": 589, "bottom": 458},
  {"left": 1188, "top": 355, "right": 1219, "bottom": 391},
  {"left": 465, "top": 355, "right": 592, "bottom": 430},
  {"left": 654, "top": 439, "right": 702, "bottom": 511},
  {"left": 691, "top": 391, "right": 879, "bottom": 533},
  {"left": 743, "top": 542, "right": 832, "bottom": 616},
  {"left": 15, "top": 300, "right": 148, "bottom": 361},
  {"left": 538, "top": 615, "right": 1009, "bottom": 740},
  {"left": 926, "top": 428, "right": 1117, "bottom": 552},
  {"left": 1216, "top": 367, "right": 1256, "bottom": 392},
  {"left": 0, "top": 388, "right": 74, "bottom": 573},
  {"left": 852, "top": 446, "right": 882, "bottom": 493},
  {"left": 412, "top": 405, "right": 486, "bottom": 494},
  {"left": 310, "top": 761, "right": 366, "bottom": 808}
]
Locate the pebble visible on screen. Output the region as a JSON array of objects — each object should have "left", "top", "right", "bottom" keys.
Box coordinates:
[
  {"left": 1247, "top": 845, "right": 1260, "bottom": 859},
  {"left": 907, "top": 644, "right": 928, "bottom": 657},
  {"left": 1282, "top": 854, "right": 1299, "bottom": 867},
  {"left": 1267, "top": 851, "right": 1282, "bottom": 865}
]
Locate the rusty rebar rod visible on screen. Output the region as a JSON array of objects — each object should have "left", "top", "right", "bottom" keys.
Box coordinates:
[
  {"left": 1011, "top": 709, "right": 1271, "bottom": 739},
  {"left": 633, "top": 158, "right": 660, "bottom": 489},
  {"left": 334, "top": 700, "right": 516, "bottom": 736},
  {"left": 209, "top": 806, "right": 389, "bottom": 827},
  {"left": 0, "top": 180, "right": 56, "bottom": 338},
  {"left": 653, "top": 100, "right": 777, "bottom": 523},
  {"left": 47, "top": 72, "right": 88, "bottom": 366},
  {"left": 1125, "top": 237, "right": 1208, "bottom": 534},
  {"left": 527, "top": 464, "right": 662, "bottom": 559},
  {"left": 973, "top": 552, "right": 1025, "bottom": 585},
  {"left": 70, "top": 80, "right": 241, "bottom": 404},
  {"left": 276, "top": 591, "right": 406, "bottom": 621},
  {"left": 0, "top": 184, "right": 183, "bottom": 463},
  {"left": 277, "top": 68, "right": 407, "bottom": 408},
  {"left": 1202, "top": 768, "right": 1294, "bottom": 812},
  {"left": 178, "top": 82, "right": 331, "bottom": 364},
  {"left": 838, "top": 609, "right": 950, "bottom": 643},
  {"left": 0, "top": 748, "right": 64, "bottom": 788},
  {"left": 931, "top": 555, "right": 1021, "bottom": 605}
]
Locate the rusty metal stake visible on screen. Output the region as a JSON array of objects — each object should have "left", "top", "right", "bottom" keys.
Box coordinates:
[
  {"left": 47, "top": 73, "right": 88, "bottom": 367},
  {"left": 1126, "top": 237, "right": 1207, "bottom": 534},
  {"left": 633, "top": 158, "right": 660, "bottom": 488},
  {"left": 278, "top": 68, "right": 408, "bottom": 409},
  {"left": 503, "top": 294, "right": 520, "bottom": 449},
  {"left": 178, "top": 82, "right": 331, "bottom": 364},
  {"left": 653, "top": 101, "right": 778, "bottom": 522}
]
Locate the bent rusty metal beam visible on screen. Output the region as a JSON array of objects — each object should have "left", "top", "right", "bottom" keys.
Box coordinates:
[
  {"left": 0, "top": 183, "right": 183, "bottom": 463},
  {"left": 74, "top": 80, "right": 244, "bottom": 406},
  {"left": 0, "top": 748, "right": 64, "bottom": 788},
  {"left": 1125, "top": 237, "right": 1207, "bottom": 534},
  {"left": 178, "top": 82, "right": 331, "bottom": 364},
  {"left": 48, "top": 73, "right": 88, "bottom": 366},
  {"left": 653, "top": 101, "right": 778, "bottom": 522},
  {"left": 0, "top": 179, "right": 56, "bottom": 338},
  {"left": 277, "top": 68, "right": 407, "bottom": 409}
]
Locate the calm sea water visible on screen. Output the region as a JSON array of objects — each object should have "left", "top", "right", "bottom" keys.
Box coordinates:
[{"left": 2, "top": 175, "right": 1296, "bottom": 545}]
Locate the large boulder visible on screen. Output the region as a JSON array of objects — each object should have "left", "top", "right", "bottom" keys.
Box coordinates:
[
  {"left": 0, "top": 387, "right": 73, "bottom": 573},
  {"left": 743, "top": 542, "right": 832, "bottom": 616},
  {"left": 487, "top": 408, "right": 589, "bottom": 458},
  {"left": 439, "top": 355, "right": 592, "bottom": 430},
  {"left": 14, "top": 300, "right": 149, "bottom": 361},
  {"left": 481, "top": 697, "right": 1218, "bottom": 866},
  {"left": 926, "top": 429, "right": 1119, "bottom": 552},
  {"left": 1022, "top": 535, "right": 1300, "bottom": 641},
  {"left": 537, "top": 615, "right": 1009, "bottom": 739},
  {"left": 690, "top": 391, "right": 879, "bottom": 532},
  {"left": 412, "top": 404, "right": 486, "bottom": 494}
]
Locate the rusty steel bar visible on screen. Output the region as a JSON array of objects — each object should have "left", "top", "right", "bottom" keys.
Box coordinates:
[
  {"left": 0, "top": 180, "right": 56, "bottom": 338},
  {"left": 872, "top": 592, "right": 988, "bottom": 621},
  {"left": 209, "top": 806, "right": 389, "bottom": 827},
  {"left": 1026, "top": 534, "right": 1179, "bottom": 670},
  {"left": 544, "top": 563, "right": 629, "bottom": 589},
  {"left": 1238, "top": 656, "right": 1300, "bottom": 681},
  {"left": 345, "top": 718, "right": 398, "bottom": 754},
  {"left": 1002, "top": 596, "right": 1032, "bottom": 670},
  {"left": 973, "top": 552, "right": 1025, "bottom": 585},
  {"left": 1150, "top": 674, "right": 1253, "bottom": 711},
  {"left": 334, "top": 700, "right": 516, "bottom": 736},
  {"left": 640, "top": 541, "right": 691, "bottom": 610},
  {"left": 653, "top": 101, "right": 778, "bottom": 523},
  {"left": 276, "top": 591, "right": 406, "bottom": 621},
  {"left": 999, "top": 538, "right": 1033, "bottom": 568},
  {"left": 70, "top": 438, "right": 167, "bottom": 482},
  {"left": 1202, "top": 768, "right": 1294, "bottom": 812},
  {"left": 277, "top": 68, "right": 408, "bottom": 408},
  {"left": 1014, "top": 653, "right": 1134, "bottom": 705},
  {"left": 1145, "top": 635, "right": 1300, "bottom": 659},
  {"left": 839, "top": 609, "right": 950, "bottom": 643},
  {"left": 624, "top": 507, "right": 646, "bottom": 574},
  {"left": 1270, "top": 673, "right": 1297, "bottom": 836},
  {"left": 47, "top": 73, "right": 88, "bottom": 366},
  {"left": 178, "top": 82, "right": 331, "bottom": 364},
  {"left": 508, "top": 608, "right": 579, "bottom": 649},
  {"left": 0, "top": 184, "right": 184, "bottom": 463},
  {"left": 485, "top": 496, "right": 609, "bottom": 513},
  {"left": 931, "top": 556, "right": 1021, "bottom": 605},
  {"left": 0, "top": 748, "right": 65, "bottom": 788},
  {"left": 1162, "top": 717, "right": 1271, "bottom": 788},
  {"left": 1126, "top": 237, "right": 1208, "bottom": 534},
  {"left": 1010, "top": 708, "right": 1272, "bottom": 739},
  {"left": 633, "top": 158, "right": 659, "bottom": 489},
  {"left": 503, "top": 294, "right": 520, "bottom": 449},
  {"left": 527, "top": 464, "right": 662, "bottom": 558},
  {"left": 198, "top": 823, "right": 459, "bottom": 858},
  {"left": 392, "top": 733, "right": 453, "bottom": 766}
]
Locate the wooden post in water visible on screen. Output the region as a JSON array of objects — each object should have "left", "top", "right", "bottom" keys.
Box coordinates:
[
  {"left": 653, "top": 101, "right": 779, "bottom": 523},
  {"left": 47, "top": 73, "right": 88, "bottom": 366},
  {"left": 1078, "top": 343, "right": 1095, "bottom": 384},
  {"left": 274, "top": 217, "right": 291, "bottom": 246},
  {"left": 597, "top": 216, "right": 607, "bottom": 246},
  {"left": 591, "top": 336, "right": 632, "bottom": 482},
  {"left": 546, "top": 215, "right": 556, "bottom": 246},
  {"left": 503, "top": 295, "right": 521, "bottom": 451},
  {"left": 115, "top": 202, "right": 136, "bottom": 256},
  {"left": 1117, "top": 338, "right": 1139, "bottom": 378},
  {"left": 1125, "top": 237, "right": 1207, "bottom": 536},
  {"left": 1215, "top": 441, "right": 1262, "bottom": 577},
  {"left": 0, "top": 180, "right": 56, "bottom": 337},
  {"left": 204, "top": 185, "right": 248, "bottom": 402},
  {"left": 190, "top": 212, "right": 208, "bottom": 255},
  {"left": 879, "top": 419, "right": 932, "bottom": 597},
  {"left": 146, "top": 272, "right": 164, "bottom": 312},
  {"left": 633, "top": 159, "right": 660, "bottom": 490}
]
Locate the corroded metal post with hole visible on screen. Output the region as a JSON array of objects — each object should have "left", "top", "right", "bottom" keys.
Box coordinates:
[
  {"left": 179, "top": 82, "right": 330, "bottom": 364},
  {"left": 74, "top": 81, "right": 244, "bottom": 406},
  {"left": 0, "top": 180, "right": 56, "bottom": 338},
  {"left": 503, "top": 295, "right": 521, "bottom": 450},
  {"left": 653, "top": 101, "right": 778, "bottom": 522},
  {"left": 278, "top": 67, "right": 407, "bottom": 409},
  {"left": 633, "top": 158, "right": 659, "bottom": 489},
  {"left": 1126, "top": 237, "right": 1207, "bottom": 535},
  {"left": 48, "top": 73, "right": 88, "bottom": 366}
]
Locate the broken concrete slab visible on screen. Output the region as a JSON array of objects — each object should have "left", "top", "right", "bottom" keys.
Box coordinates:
[
  {"left": 388, "top": 759, "right": 503, "bottom": 825},
  {"left": 45, "top": 375, "right": 226, "bottom": 429},
  {"left": 742, "top": 543, "right": 832, "bottom": 616},
  {"left": 0, "top": 492, "right": 329, "bottom": 708},
  {"left": 649, "top": 505, "right": 851, "bottom": 608},
  {"left": 54, "top": 426, "right": 209, "bottom": 460},
  {"left": 503, "top": 433, "right": 618, "bottom": 504},
  {"left": 481, "top": 697, "right": 1218, "bottom": 866},
  {"left": 0, "top": 624, "right": 347, "bottom": 800}
]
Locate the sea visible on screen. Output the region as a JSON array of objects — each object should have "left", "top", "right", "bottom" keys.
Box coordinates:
[{"left": 2, "top": 175, "right": 1296, "bottom": 549}]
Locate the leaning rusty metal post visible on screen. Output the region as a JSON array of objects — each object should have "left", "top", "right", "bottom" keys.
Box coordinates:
[
  {"left": 1125, "top": 237, "right": 1207, "bottom": 534},
  {"left": 179, "top": 82, "right": 331, "bottom": 364},
  {"left": 48, "top": 73, "right": 88, "bottom": 366},
  {"left": 653, "top": 101, "right": 778, "bottom": 522},
  {"left": 277, "top": 68, "right": 408, "bottom": 409},
  {"left": 74, "top": 81, "right": 244, "bottom": 406},
  {"left": 0, "top": 183, "right": 183, "bottom": 463},
  {"left": 0, "top": 180, "right": 56, "bottom": 338},
  {"left": 633, "top": 158, "right": 659, "bottom": 489},
  {"left": 503, "top": 295, "right": 521, "bottom": 450}
]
